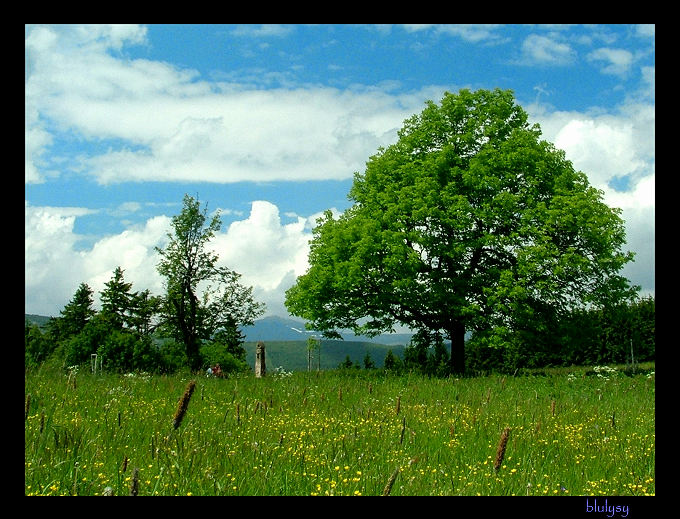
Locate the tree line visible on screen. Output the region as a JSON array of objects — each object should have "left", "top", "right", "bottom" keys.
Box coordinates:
[
  {"left": 465, "top": 295, "right": 655, "bottom": 373},
  {"left": 379, "top": 296, "right": 655, "bottom": 376},
  {"left": 331, "top": 293, "right": 654, "bottom": 376},
  {"left": 25, "top": 195, "right": 265, "bottom": 375},
  {"left": 24, "top": 278, "right": 654, "bottom": 377}
]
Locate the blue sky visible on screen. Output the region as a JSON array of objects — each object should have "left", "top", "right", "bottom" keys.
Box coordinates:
[{"left": 25, "top": 24, "right": 655, "bottom": 318}]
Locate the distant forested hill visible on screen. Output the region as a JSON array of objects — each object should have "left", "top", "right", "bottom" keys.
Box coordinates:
[
  {"left": 242, "top": 340, "right": 406, "bottom": 372},
  {"left": 240, "top": 316, "right": 410, "bottom": 370},
  {"left": 25, "top": 313, "right": 412, "bottom": 343},
  {"left": 25, "top": 314, "right": 52, "bottom": 328}
]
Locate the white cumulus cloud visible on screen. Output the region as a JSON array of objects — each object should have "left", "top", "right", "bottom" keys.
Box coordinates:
[
  {"left": 519, "top": 34, "right": 576, "bottom": 65},
  {"left": 527, "top": 98, "right": 654, "bottom": 296},
  {"left": 587, "top": 47, "right": 634, "bottom": 77},
  {"left": 25, "top": 200, "right": 321, "bottom": 318},
  {"left": 26, "top": 24, "right": 438, "bottom": 186},
  {"left": 210, "top": 201, "right": 317, "bottom": 316}
]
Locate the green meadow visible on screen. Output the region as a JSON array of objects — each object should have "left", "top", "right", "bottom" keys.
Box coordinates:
[{"left": 25, "top": 363, "right": 654, "bottom": 496}]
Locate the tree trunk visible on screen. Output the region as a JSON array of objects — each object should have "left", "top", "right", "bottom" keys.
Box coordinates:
[
  {"left": 175, "top": 281, "right": 202, "bottom": 372},
  {"left": 186, "top": 338, "right": 201, "bottom": 372},
  {"left": 448, "top": 321, "right": 466, "bottom": 375},
  {"left": 173, "top": 301, "right": 201, "bottom": 372}
]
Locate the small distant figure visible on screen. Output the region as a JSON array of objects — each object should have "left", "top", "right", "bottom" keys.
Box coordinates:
[{"left": 206, "top": 364, "right": 223, "bottom": 377}]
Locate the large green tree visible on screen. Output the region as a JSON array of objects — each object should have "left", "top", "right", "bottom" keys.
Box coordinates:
[
  {"left": 285, "top": 88, "right": 638, "bottom": 374},
  {"left": 156, "top": 194, "right": 265, "bottom": 371}
]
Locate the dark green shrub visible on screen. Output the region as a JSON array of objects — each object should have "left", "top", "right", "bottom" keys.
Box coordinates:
[
  {"left": 25, "top": 322, "right": 56, "bottom": 367},
  {"left": 96, "top": 329, "right": 135, "bottom": 372},
  {"left": 95, "top": 330, "right": 160, "bottom": 373},
  {"left": 63, "top": 314, "right": 110, "bottom": 367},
  {"left": 200, "top": 341, "right": 249, "bottom": 374},
  {"left": 132, "top": 335, "right": 161, "bottom": 371},
  {"left": 338, "top": 355, "right": 358, "bottom": 369},
  {"left": 158, "top": 340, "right": 188, "bottom": 374}
]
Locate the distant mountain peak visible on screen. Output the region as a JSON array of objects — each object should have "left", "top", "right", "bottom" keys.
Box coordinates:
[{"left": 242, "top": 315, "right": 413, "bottom": 345}]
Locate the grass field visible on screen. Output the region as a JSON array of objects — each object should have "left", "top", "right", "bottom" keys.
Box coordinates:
[{"left": 24, "top": 363, "right": 654, "bottom": 496}]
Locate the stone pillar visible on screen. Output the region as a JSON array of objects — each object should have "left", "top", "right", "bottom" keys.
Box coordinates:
[{"left": 255, "top": 341, "right": 266, "bottom": 378}]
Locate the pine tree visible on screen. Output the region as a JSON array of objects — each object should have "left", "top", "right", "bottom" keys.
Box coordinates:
[
  {"left": 57, "top": 283, "right": 96, "bottom": 339},
  {"left": 100, "top": 266, "right": 133, "bottom": 331}
]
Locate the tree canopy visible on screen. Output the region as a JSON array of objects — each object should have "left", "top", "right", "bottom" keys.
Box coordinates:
[{"left": 285, "top": 88, "right": 638, "bottom": 374}]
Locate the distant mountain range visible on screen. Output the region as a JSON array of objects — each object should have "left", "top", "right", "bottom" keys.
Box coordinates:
[
  {"left": 25, "top": 314, "right": 52, "bottom": 328},
  {"left": 25, "top": 313, "right": 414, "bottom": 346},
  {"left": 241, "top": 315, "right": 414, "bottom": 345}
]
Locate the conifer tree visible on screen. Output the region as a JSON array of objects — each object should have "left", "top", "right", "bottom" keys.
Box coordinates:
[{"left": 57, "top": 282, "right": 96, "bottom": 339}]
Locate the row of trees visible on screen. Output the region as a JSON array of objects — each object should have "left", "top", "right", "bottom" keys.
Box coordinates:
[
  {"left": 25, "top": 278, "right": 654, "bottom": 377},
  {"left": 25, "top": 195, "right": 265, "bottom": 374},
  {"left": 337, "top": 295, "right": 654, "bottom": 377},
  {"left": 466, "top": 295, "right": 655, "bottom": 373}
]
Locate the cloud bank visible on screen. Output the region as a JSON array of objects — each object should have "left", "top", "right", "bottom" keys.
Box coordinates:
[
  {"left": 25, "top": 24, "right": 440, "bottom": 186},
  {"left": 25, "top": 201, "right": 319, "bottom": 317}
]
